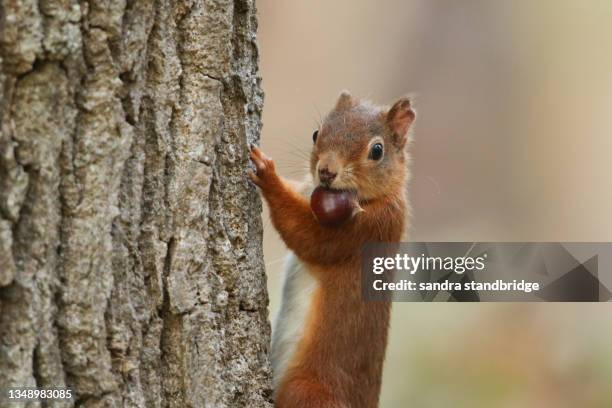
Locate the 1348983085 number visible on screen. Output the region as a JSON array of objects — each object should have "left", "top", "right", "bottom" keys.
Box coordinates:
[{"left": 4, "top": 388, "right": 73, "bottom": 402}]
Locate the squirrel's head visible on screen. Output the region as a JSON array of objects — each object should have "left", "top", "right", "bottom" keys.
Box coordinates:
[{"left": 310, "top": 91, "right": 416, "bottom": 201}]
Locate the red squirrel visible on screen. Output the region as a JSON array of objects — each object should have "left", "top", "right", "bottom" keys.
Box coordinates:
[{"left": 249, "top": 91, "right": 415, "bottom": 408}]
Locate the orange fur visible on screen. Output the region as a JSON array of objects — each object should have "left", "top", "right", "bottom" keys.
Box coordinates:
[{"left": 250, "top": 92, "right": 415, "bottom": 408}]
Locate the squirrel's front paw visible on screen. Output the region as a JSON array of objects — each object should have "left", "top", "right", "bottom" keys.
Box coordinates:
[{"left": 248, "top": 145, "right": 279, "bottom": 190}]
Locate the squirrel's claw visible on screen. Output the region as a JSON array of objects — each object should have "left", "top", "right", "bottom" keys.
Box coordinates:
[{"left": 248, "top": 170, "right": 262, "bottom": 186}]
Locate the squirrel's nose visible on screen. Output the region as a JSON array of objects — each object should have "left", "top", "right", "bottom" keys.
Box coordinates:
[{"left": 319, "top": 167, "right": 337, "bottom": 185}]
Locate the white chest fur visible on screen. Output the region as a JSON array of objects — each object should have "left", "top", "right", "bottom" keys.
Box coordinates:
[{"left": 270, "top": 253, "right": 318, "bottom": 390}]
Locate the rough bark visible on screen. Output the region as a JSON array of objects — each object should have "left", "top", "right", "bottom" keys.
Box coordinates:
[{"left": 0, "top": 0, "right": 271, "bottom": 407}]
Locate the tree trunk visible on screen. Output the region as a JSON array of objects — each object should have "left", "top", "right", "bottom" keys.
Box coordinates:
[{"left": 0, "top": 0, "right": 271, "bottom": 407}]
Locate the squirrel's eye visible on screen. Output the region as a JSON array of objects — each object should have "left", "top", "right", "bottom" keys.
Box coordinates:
[
  {"left": 312, "top": 130, "right": 319, "bottom": 143},
  {"left": 369, "top": 143, "right": 384, "bottom": 160}
]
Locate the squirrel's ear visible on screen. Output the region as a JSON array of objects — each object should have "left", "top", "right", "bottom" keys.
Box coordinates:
[
  {"left": 386, "top": 97, "right": 415, "bottom": 148},
  {"left": 335, "top": 90, "right": 355, "bottom": 111}
]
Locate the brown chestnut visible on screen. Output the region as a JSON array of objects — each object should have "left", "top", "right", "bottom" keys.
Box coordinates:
[{"left": 310, "top": 186, "right": 358, "bottom": 227}]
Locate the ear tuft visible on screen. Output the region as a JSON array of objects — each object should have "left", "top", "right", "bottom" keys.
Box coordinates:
[
  {"left": 335, "top": 90, "right": 355, "bottom": 111},
  {"left": 387, "top": 97, "right": 415, "bottom": 147}
]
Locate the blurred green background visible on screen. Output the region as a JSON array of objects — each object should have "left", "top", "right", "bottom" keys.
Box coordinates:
[{"left": 257, "top": 1, "right": 612, "bottom": 406}]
